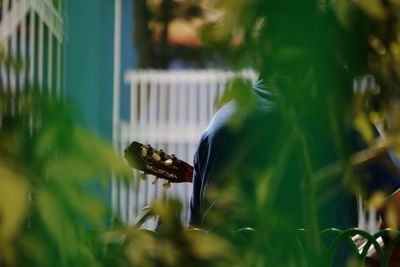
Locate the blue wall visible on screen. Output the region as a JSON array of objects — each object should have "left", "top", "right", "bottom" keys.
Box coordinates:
[
  {"left": 121, "top": 0, "right": 137, "bottom": 120},
  {"left": 64, "top": 0, "right": 115, "bottom": 140},
  {"left": 63, "top": 0, "right": 137, "bottom": 214},
  {"left": 64, "top": 0, "right": 137, "bottom": 137}
]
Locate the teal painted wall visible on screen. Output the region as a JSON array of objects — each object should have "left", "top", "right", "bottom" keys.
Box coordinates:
[
  {"left": 121, "top": 0, "right": 137, "bottom": 120},
  {"left": 63, "top": 0, "right": 137, "bottom": 216},
  {"left": 64, "top": 0, "right": 114, "bottom": 140}
]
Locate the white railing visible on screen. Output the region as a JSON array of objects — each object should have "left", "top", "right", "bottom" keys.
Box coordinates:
[
  {"left": 112, "top": 69, "right": 258, "bottom": 226},
  {"left": 354, "top": 75, "right": 381, "bottom": 233},
  {"left": 0, "top": 0, "right": 63, "bottom": 95}
]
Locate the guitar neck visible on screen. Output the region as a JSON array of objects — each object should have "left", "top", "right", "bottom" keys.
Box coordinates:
[
  {"left": 124, "top": 141, "right": 194, "bottom": 184},
  {"left": 178, "top": 161, "right": 194, "bottom": 183}
]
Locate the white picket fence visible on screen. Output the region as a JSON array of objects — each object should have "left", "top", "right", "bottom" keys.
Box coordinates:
[
  {"left": 0, "top": 0, "right": 63, "bottom": 94},
  {"left": 353, "top": 75, "right": 381, "bottom": 233},
  {"left": 112, "top": 69, "right": 258, "bottom": 226}
]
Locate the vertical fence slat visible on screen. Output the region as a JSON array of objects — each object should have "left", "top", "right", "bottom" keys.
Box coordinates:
[
  {"left": 158, "top": 74, "right": 167, "bottom": 131},
  {"left": 130, "top": 77, "right": 139, "bottom": 219},
  {"left": 56, "top": 41, "right": 61, "bottom": 96},
  {"left": 199, "top": 75, "right": 207, "bottom": 126},
  {"left": 2, "top": 0, "right": 9, "bottom": 23},
  {"left": 10, "top": 27, "right": 16, "bottom": 93},
  {"left": 119, "top": 178, "right": 127, "bottom": 222},
  {"left": 38, "top": 18, "right": 44, "bottom": 89},
  {"left": 56, "top": 41, "right": 62, "bottom": 97},
  {"left": 138, "top": 73, "right": 149, "bottom": 215},
  {"left": 29, "top": 9, "right": 35, "bottom": 87},
  {"left": 20, "top": 13, "right": 26, "bottom": 91},
  {"left": 1, "top": 0, "right": 9, "bottom": 91},
  {"left": 208, "top": 72, "right": 217, "bottom": 120},
  {"left": 147, "top": 75, "right": 158, "bottom": 204},
  {"left": 47, "top": 31, "right": 53, "bottom": 94}
]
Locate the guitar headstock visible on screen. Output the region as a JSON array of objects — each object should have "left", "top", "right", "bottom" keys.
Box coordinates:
[{"left": 124, "top": 141, "right": 193, "bottom": 188}]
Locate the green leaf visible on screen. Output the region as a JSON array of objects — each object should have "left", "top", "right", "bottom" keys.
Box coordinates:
[
  {"left": 219, "top": 77, "right": 257, "bottom": 129},
  {"left": 354, "top": 0, "right": 387, "bottom": 20},
  {"left": 37, "top": 188, "right": 67, "bottom": 245},
  {"left": 73, "top": 128, "right": 131, "bottom": 179},
  {"left": 0, "top": 163, "right": 30, "bottom": 263},
  {"left": 186, "top": 230, "right": 231, "bottom": 260},
  {"left": 59, "top": 185, "right": 106, "bottom": 227},
  {"left": 353, "top": 113, "right": 374, "bottom": 143}
]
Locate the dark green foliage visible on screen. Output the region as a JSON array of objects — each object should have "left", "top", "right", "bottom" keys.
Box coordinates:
[
  {"left": 0, "top": 90, "right": 130, "bottom": 267},
  {"left": 3, "top": 0, "right": 400, "bottom": 266},
  {"left": 197, "top": 0, "right": 400, "bottom": 266}
]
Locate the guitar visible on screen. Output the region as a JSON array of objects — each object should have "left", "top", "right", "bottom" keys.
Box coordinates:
[{"left": 124, "top": 141, "right": 194, "bottom": 188}]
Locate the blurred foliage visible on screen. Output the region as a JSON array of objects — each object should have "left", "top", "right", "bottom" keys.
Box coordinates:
[
  {"left": 198, "top": 0, "right": 400, "bottom": 266},
  {"left": 0, "top": 91, "right": 231, "bottom": 266},
  {"left": 103, "top": 200, "right": 232, "bottom": 267},
  {"left": 0, "top": 90, "right": 132, "bottom": 266},
  {"left": 134, "top": 0, "right": 213, "bottom": 68},
  {"left": 4, "top": 0, "right": 400, "bottom": 266}
]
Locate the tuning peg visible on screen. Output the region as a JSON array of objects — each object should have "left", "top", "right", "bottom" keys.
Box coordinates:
[
  {"left": 162, "top": 181, "right": 171, "bottom": 189},
  {"left": 152, "top": 177, "right": 159, "bottom": 185},
  {"left": 152, "top": 152, "right": 161, "bottom": 161},
  {"left": 164, "top": 159, "right": 173, "bottom": 166},
  {"left": 141, "top": 147, "right": 148, "bottom": 157},
  {"left": 139, "top": 172, "right": 147, "bottom": 180}
]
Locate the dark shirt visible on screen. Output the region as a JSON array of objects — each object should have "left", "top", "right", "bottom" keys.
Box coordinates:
[{"left": 189, "top": 80, "right": 279, "bottom": 227}]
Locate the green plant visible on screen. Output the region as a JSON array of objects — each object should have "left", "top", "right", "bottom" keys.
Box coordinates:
[
  {"left": 0, "top": 90, "right": 130, "bottom": 267},
  {"left": 198, "top": 0, "right": 400, "bottom": 266}
]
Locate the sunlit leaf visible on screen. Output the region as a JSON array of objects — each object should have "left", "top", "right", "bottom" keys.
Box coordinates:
[
  {"left": 354, "top": 0, "right": 387, "bottom": 20},
  {"left": 37, "top": 188, "right": 67, "bottom": 244},
  {"left": 353, "top": 113, "right": 374, "bottom": 143},
  {"left": 34, "top": 123, "right": 58, "bottom": 161},
  {"left": 218, "top": 78, "right": 257, "bottom": 129},
  {"left": 334, "top": 0, "right": 355, "bottom": 28},
  {"left": 256, "top": 172, "right": 270, "bottom": 207},
  {"left": 47, "top": 156, "right": 97, "bottom": 182},
  {"left": 187, "top": 230, "right": 231, "bottom": 260},
  {"left": 59, "top": 185, "right": 106, "bottom": 227},
  {"left": 161, "top": 241, "right": 181, "bottom": 266},
  {"left": 73, "top": 128, "right": 131, "bottom": 178},
  {"left": 0, "top": 163, "right": 29, "bottom": 263},
  {"left": 368, "top": 191, "right": 386, "bottom": 209},
  {"left": 385, "top": 205, "right": 399, "bottom": 233}
]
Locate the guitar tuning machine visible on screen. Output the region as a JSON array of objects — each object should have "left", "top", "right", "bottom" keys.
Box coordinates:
[
  {"left": 141, "top": 146, "right": 148, "bottom": 157},
  {"left": 152, "top": 152, "right": 161, "bottom": 161},
  {"left": 139, "top": 172, "right": 147, "bottom": 181},
  {"left": 162, "top": 181, "right": 171, "bottom": 189},
  {"left": 163, "top": 158, "right": 173, "bottom": 166},
  {"left": 152, "top": 177, "right": 159, "bottom": 185}
]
